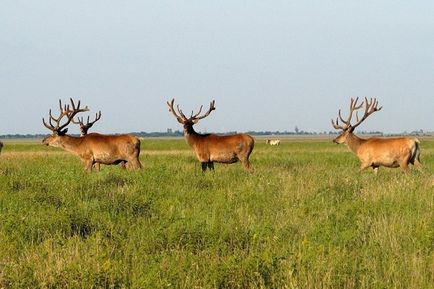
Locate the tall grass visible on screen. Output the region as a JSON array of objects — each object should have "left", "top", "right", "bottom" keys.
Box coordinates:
[{"left": 0, "top": 138, "right": 433, "bottom": 288}]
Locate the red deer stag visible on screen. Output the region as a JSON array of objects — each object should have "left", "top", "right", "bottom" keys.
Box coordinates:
[
  {"left": 72, "top": 110, "right": 102, "bottom": 136},
  {"left": 167, "top": 99, "right": 254, "bottom": 172},
  {"left": 332, "top": 97, "right": 421, "bottom": 174},
  {"left": 42, "top": 98, "right": 142, "bottom": 171},
  {"left": 71, "top": 110, "right": 123, "bottom": 170}
]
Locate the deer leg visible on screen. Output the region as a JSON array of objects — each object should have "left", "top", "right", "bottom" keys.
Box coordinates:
[
  {"left": 134, "top": 161, "right": 142, "bottom": 170},
  {"left": 413, "top": 154, "right": 422, "bottom": 170},
  {"left": 127, "top": 159, "right": 142, "bottom": 170},
  {"left": 201, "top": 162, "right": 208, "bottom": 172},
  {"left": 84, "top": 159, "right": 93, "bottom": 172},
  {"left": 120, "top": 161, "right": 127, "bottom": 169},
  {"left": 207, "top": 162, "right": 214, "bottom": 171},
  {"left": 372, "top": 166, "right": 379, "bottom": 175},
  {"left": 359, "top": 162, "right": 371, "bottom": 171},
  {"left": 409, "top": 144, "right": 422, "bottom": 168},
  {"left": 124, "top": 156, "right": 142, "bottom": 170},
  {"left": 399, "top": 162, "right": 409, "bottom": 173},
  {"left": 241, "top": 159, "right": 252, "bottom": 172},
  {"left": 93, "top": 162, "right": 101, "bottom": 172},
  {"left": 414, "top": 159, "right": 422, "bottom": 170}
]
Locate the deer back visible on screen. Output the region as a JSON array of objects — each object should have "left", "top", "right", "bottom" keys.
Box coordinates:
[
  {"left": 357, "top": 137, "right": 418, "bottom": 164},
  {"left": 187, "top": 133, "right": 253, "bottom": 159},
  {"left": 79, "top": 133, "right": 140, "bottom": 156}
]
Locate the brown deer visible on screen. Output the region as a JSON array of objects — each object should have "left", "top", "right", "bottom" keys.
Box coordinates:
[
  {"left": 42, "top": 98, "right": 142, "bottom": 171},
  {"left": 0, "top": 141, "right": 3, "bottom": 155},
  {"left": 71, "top": 110, "right": 125, "bottom": 170},
  {"left": 332, "top": 97, "right": 421, "bottom": 174},
  {"left": 266, "top": 139, "right": 281, "bottom": 146},
  {"left": 167, "top": 99, "right": 254, "bottom": 172},
  {"left": 72, "top": 110, "right": 102, "bottom": 136}
]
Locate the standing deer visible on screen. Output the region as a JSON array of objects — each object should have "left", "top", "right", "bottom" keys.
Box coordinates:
[
  {"left": 71, "top": 110, "right": 123, "bottom": 170},
  {"left": 266, "top": 139, "right": 281, "bottom": 146},
  {"left": 0, "top": 141, "right": 3, "bottom": 155},
  {"left": 72, "top": 110, "right": 102, "bottom": 136},
  {"left": 167, "top": 99, "right": 254, "bottom": 172},
  {"left": 332, "top": 97, "right": 421, "bottom": 174},
  {"left": 42, "top": 98, "right": 142, "bottom": 171}
]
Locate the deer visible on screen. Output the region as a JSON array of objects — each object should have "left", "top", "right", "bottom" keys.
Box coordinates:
[
  {"left": 70, "top": 110, "right": 125, "bottom": 170},
  {"left": 0, "top": 141, "right": 3, "bottom": 155},
  {"left": 167, "top": 99, "right": 255, "bottom": 172},
  {"left": 266, "top": 139, "right": 281, "bottom": 146},
  {"left": 42, "top": 98, "right": 142, "bottom": 171},
  {"left": 332, "top": 97, "right": 421, "bottom": 174},
  {"left": 72, "top": 110, "right": 102, "bottom": 136}
]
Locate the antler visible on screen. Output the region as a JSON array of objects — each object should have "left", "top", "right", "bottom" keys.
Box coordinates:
[
  {"left": 72, "top": 111, "right": 102, "bottom": 136},
  {"left": 351, "top": 97, "right": 382, "bottom": 130},
  {"left": 190, "top": 100, "right": 215, "bottom": 123},
  {"left": 332, "top": 97, "right": 382, "bottom": 131},
  {"left": 167, "top": 99, "right": 187, "bottom": 124},
  {"left": 42, "top": 98, "right": 89, "bottom": 135},
  {"left": 167, "top": 99, "right": 216, "bottom": 124}
]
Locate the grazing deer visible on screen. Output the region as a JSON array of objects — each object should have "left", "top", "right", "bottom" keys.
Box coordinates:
[
  {"left": 167, "top": 99, "right": 255, "bottom": 172},
  {"left": 42, "top": 98, "right": 142, "bottom": 171},
  {"left": 266, "top": 139, "right": 281, "bottom": 146},
  {"left": 332, "top": 97, "right": 421, "bottom": 174}
]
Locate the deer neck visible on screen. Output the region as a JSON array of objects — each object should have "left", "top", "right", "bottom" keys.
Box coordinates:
[
  {"left": 57, "top": 135, "right": 84, "bottom": 154},
  {"left": 345, "top": 132, "right": 365, "bottom": 154},
  {"left": 183, "top": 124, "right": 207, "bottom": 148}
]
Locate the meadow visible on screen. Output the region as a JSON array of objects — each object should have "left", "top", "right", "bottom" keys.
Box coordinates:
[{"left": 0, "top": 137, "right": 433, "bottom": 289}]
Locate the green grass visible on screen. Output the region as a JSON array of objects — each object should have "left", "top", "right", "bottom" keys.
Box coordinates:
[{"left": 0, "top": 138, "right": 433, "bottom": 288}]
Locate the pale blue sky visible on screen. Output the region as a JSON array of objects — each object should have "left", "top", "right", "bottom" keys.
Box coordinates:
[{"left": 1, "top": 0, "right": 433, "bottom": 135}]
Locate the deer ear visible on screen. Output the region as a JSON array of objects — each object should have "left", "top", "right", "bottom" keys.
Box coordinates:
[{"left": 192, "top": 119, "right": 200, "bottom": 124}]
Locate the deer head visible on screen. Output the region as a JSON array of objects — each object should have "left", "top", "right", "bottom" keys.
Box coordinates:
[
  {"left": 42, "top": 98, "right": 89, "bottom": 146},
  {"left": 167, "top": 98, "right": 216, "bottom": 133},
  {"left": 72, "top": 111, "right": 102, "bottom": 136},
  {"left": 331, "top": 97, "right": 382, "bottom": 144}
]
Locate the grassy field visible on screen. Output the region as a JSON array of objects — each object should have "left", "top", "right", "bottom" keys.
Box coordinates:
[{"left": 0, "top": 137, "right": 433, "bottom": 288}]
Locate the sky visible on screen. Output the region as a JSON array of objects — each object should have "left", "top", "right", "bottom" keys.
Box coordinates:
[{"left": 1, "top": 0, "right": 433, "bottom": 135}]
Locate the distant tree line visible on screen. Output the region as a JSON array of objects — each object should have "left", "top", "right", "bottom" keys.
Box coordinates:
[{"left": 0, "top": 129, "right": 432, "bottom": 139}]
